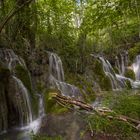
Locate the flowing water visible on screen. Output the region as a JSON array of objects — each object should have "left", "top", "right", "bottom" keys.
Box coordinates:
[
  {"left": 1, "top": 49, "right": 140, "bottom": 139},
  {"left": 0, "top": 94, "right": 45, "bottom": 140},
  {"left": 98, "top": 56, "right": 140, "bottom": 90},
  {"left": 48, "top": 52, "right": 81, "bottom": 99},
  {"left": 132, "top": 55, "right": 140, "bottom": 81},
  {"left": 0, "top": 49, "right": 45, "bottom": 140},
  {"left": 12, "top": 76, "right": 33, "bottom": 125},
  {"left": 115, "top": 51, "right": 128, "bottom": 75},
  {"left": 99, "top": 57, "right": 120, "bottom": 90}
]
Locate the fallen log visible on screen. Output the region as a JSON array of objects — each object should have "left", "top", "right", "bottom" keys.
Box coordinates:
[
  {"left": 50, "top": 92, "right": 140, "bottom": 131},
  {"left": 51, "top": 92, "right": 93, "bottom": 111}
]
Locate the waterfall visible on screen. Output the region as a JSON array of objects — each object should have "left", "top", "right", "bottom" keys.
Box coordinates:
[
  {"left": 115, "top": 51, "right": 128, "bottom": 75},
  {"left": 121, "top": 54, "right": 125, "bottom": 75},
  {"left": 12, "top": 76, "right": 32, "bottom": 125},
  {"left": 132, "top": 55, "right": 140, "bottom": 81},
  {"left": 23, "top": 94, "right": 45, "bottom": 134},
  {"left": 48, "top": 52, "right": 81, "bottom": 98},
  {"left": 99, "top": 57, "right": 120, "bottom": 90},
  {"left": 0, "top": 48, "right": 26, "bottom": 70},
  {"left": 49, "top": 52, "right": 64, "bottom": 81},
  {"left": 98, "top": 56, "right": 135, "bottom": 90},
  {"left": 38, "top": 94, "right": 45, "bottom": 117},
  {"left": 115, "top": 56, "right": 121, "bottom": 74},
  {"left": 0, "top": 49, "right": 35, "bottom": 133}
]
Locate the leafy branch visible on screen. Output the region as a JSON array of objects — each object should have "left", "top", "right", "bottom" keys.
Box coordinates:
[{"left": 0, "top": 0, "right": 33, "bottom": 34}]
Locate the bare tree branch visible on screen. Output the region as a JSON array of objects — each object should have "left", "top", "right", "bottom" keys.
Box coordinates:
[{"left": 0, "top": 0, "right": 33, "bottom": 34}]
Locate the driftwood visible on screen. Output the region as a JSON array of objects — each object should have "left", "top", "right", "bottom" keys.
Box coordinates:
[{"left": 51, "top": 93, "right": 140, "bottom": 131}]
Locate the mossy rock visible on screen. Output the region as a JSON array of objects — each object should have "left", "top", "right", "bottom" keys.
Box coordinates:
[
  {"left": 128, "top": 42, "right": 140, "bottom": 62},
  {"left": 124, "top": 69, "right": 135, "bottom": 80},
  {"left": 14, "top": 65, "right": 39, "bottom": 116},
  {"left": 0, "top": 66, "right": 10, "bottom": 81},
  {"left": 113, "top": 67, "right": 119, "bottom": 74},
  {"left": 93, "top": 59, "right": 105, "bottom": 76},
  {"left": 92, "top": 59, "right": 112, "bottom": 90},
  {"left": 100, "top": 75, "right": 112, "bottom": 91},
  {"left": 15, "top": 65, "right": 32, "bottom": 94},
  {"left": 125, "top": 80, "right": 132, "bottom": 89},
  {"left": 43, "top": 89, "right": 69, "bottom": 114}
]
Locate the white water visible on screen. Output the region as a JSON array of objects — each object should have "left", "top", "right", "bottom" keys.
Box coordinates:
[
  {"left": 49, "top": 52, "right": 65, "bottom": 81},
  {"left": 98, "top": 56, "right": 139, "bottom": 90},
  {"left": 16, "top": 93, "right": 45, "bottom": 134},
  {"left": 132, "top": 55, "right": 140, "bottom": 81},
  {"left": 99, "top": 57, "right": 121, "bottom": 90},
  {"left": 0, "top": 49, "right": 26, "bottom": 71},
  {"left": 48, "top": 52, "right": 81, "bottom": 98},
  {"left": 115, "top": 52, "right": 128, "bottom": 75},
  {"left": 12, "top": 76, "right": 33, "bottom": 125}
]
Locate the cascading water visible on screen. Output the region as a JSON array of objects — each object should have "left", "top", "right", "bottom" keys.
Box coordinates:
[
  {"left": 49, "top": 52, "right": 64, "bottom": 81},
  {"left": 48, "top": 52, "right": 81, "bottom": 98},
  {"left": 132, "top": 55, "right": 140, "bottom": 81},
  {"left": 0, "top": 49, "right": 34, "bottom": 133},
  {"left": 0, "top": 48, "right": 46, "bottom": 138},
  {"left": 11, "top": 76, "right": 33, "bottom": 125},
  {"left": 121, "top": 54, "right": 125, "bottom": 75},
  {"left": 98, "top": 56, "right": 134, "bottom": 90},
  {"left": 115, "top": 51, "right": 128, "bottom": 75},
  {"left": 99, "top": 57, "right": 121, "bottom": 90},
  {"left": 115, "top": 56, "right": 121, "bottom": 74}
]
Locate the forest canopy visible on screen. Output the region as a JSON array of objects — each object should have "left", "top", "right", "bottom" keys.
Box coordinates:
[{"left": 0, "top": 0, "right": 140, "bottom": 71}]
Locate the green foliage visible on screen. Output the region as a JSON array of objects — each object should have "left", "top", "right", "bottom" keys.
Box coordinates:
[
  {"left": 15, "top": 65, "right": 32, "bottom": 93},
  {"left": 87, "top": 114, "right": 137, "bottom": 139},
  {"left": 92, "top": 59, "right": 112, "bottom": 90},
  {"left": 113, "top": 94, "right": 140, "bottom": 119},
  {"left": 102, "top": 91, "right": 140, "bottom": 119},
  {"left": 124, "top": 69, "right": 136, "bottom": 80},
  {"left": 86, "top": 91, "right": 140, "bottom": 139},
  {"left": 129, "top": 42, "right": 140, "bottom": 61}
]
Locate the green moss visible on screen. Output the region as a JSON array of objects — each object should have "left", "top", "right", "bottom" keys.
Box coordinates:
[
  {"left": 113, "top": 67, "right": 119, "bottom": 74},
  {"left": 113, "top": 94, "right": 140, "bottom": 119},
  {"left": 43, "top": 90, "right": 69, "bottom": 114},
  {"left": 128, "top": 42, "right": 140, "bottom": 61},
  {"left": 102, "top": 91, "right": 140, "bottom": 119},
  {"left": 100, "top": 75, "right": 112, "bottom": 91},
  {"left": 15, "top": 65, "right": 39, "bottom": 116},
  {"left": 15, "top": 65, "right": 32, "bottom": 93},
  {"left": 93, "top": 59, "right": 105, "bottom": 76},
  {"left": 125, "top": 69, "right": 135, "bottom": 80},
  {"left": 85, "top": 91, "right": 140, "bottom": 139},
  {"left": 87, "top": 114, "right": 136, "bottom": 139},
  {"left": 93, "top": 59, "right": 112, "bottom": 90},
  {"left": 125, "top": 80, "right": 132, "bottom": 89}
]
